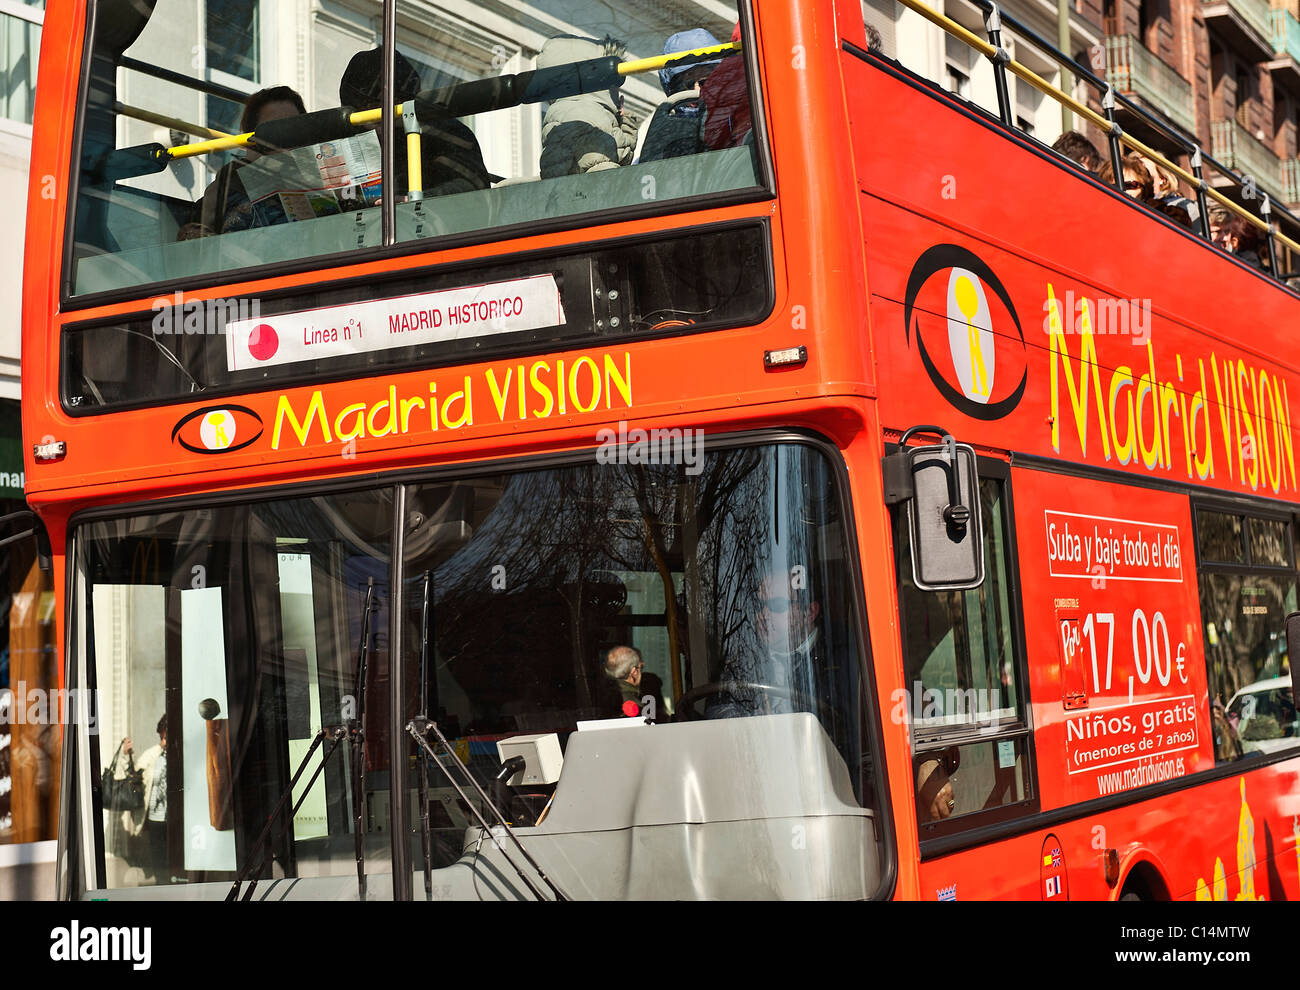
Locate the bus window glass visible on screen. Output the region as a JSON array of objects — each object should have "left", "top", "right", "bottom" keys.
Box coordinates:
[
  {"left": 77, "top": 490, "right": 394, "bottom": 893},
  {"left": 398, "top": 443, "right": 883, "bottom": 899},
  {"left": 1197, "top": 506, "right": 1298, "bottom": 764},
  {"left": 1201, "top": 571, "right": 1298, "bottom": 761},
  {"left": 69, "top": 0, "right": 763, "bottom": 297},
  {"left": 62, "top": 223, "right": 771, "bottom": 412},
  {"left": 1249, "top": 517, "right": 1292, "bottom": 568},
  {"left": 1198, "top": 510, "right": 1245, "bottom": 564},
  {"left": 896, "top": 477, "right": 1033, "bottom": 830}
]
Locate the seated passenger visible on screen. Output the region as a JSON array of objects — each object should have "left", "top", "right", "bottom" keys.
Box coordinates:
[
  {"left": 700, "top": 23, "right": 751, "bottom": 150},
  {"left": 639, "top": 28, "right": 722, "bottom": 163},
  {"left": 1098, "top": 152, "right": 1152, "bottom": 201},
  {"left": 1217, "top": 216, "right": 1270, "bottom": 272},
  {"left": 339, "top": 48, "right": 492, "bottom": 198},
  {"left": 602, "top": 645, "right": 665, "bottom": 721},
  {"left": 1051, "top": 130, "right": 1101, "bottom": 173},
  {"left": 538, "top": 35, "right": 639, "bottom": 178},
  {"left": 178, "top": 85, "right": 307, "bottom": 239},
  {"left": 1141, "top": 155, "right": 1198, "bottom": 229}
]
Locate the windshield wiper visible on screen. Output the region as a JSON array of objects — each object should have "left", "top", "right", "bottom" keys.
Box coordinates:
[
  {"left": 407, "top": 579, "right": 567, "bottom": 901},
  {"left": 406, "top": 718, "right": 568, "bottom": 901},
  {"left": 415, "top": 570, "right": 434, "bottom": 901},
  {"left": 350, "top": 578, "right": 376, "bottom": 901},
  {"left": 226, "top": 578, "right": 375, "bottom": 902}
]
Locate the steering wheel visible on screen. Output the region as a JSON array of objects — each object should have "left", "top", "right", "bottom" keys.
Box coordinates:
[{"left": 674, "top": 680, "right": 825, "bottom": 722}]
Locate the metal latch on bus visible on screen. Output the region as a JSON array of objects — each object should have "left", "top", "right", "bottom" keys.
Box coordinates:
[{"left": 883, "top": 425, "right": 985, "bottom": 591}]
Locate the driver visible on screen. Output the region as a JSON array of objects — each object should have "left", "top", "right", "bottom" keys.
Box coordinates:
[{"left": 701, "top": 569, "right": 827, "bottom": 719}]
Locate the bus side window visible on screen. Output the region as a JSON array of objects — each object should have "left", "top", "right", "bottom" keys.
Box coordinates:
[
  {"left": 1195, "top": 507, "right": 1299, "bottom": 763},
  {"left": 894, "top": 472, "right": 1035, "bottom": 833}
]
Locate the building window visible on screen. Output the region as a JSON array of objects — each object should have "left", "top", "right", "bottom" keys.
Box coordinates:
[
  {"left": 945, "top": 33, "right": 973, "bottom": 99},
  {"left": 1236, "top": 66, "right": 1253, "bottom": 130},
  {"left": 0, "top": 5, "right": 40, "bottom": 126}
]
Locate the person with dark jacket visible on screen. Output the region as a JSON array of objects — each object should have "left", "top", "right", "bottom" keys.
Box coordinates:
[
  {"left": 700, "top": 23, "right": 751, "bottom": 150},
  {"left": 339, "top": 48, "right": 492, "bottom": 198},
  {"left": 178, "top": 85, "right": 307, "bottom": 239}
]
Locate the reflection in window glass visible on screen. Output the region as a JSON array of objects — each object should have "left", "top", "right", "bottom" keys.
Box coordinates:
[
  {"left": 69, "top": 0, "right": 762, "bottom": 296},
  {"left": 78, "top": 492, "right": 394, "bottom": 891},
  {"left": 399, "top": 444, "right": 881, "bottom": 898},
  {"left": 896, "top": 478, "right": 1031, "bottom": 828},
  {"left": 1198, "top": 510, "right": 1244, "bottom": 563},
  {"left": 1201, "top": 573, "right": 1298, "bottom": 761},
  {"left": 1249, "top": 517, "right": 1291, "bottom": 568}
]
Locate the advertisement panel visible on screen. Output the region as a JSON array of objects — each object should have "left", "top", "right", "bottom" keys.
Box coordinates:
[{"left": 1013, "top": 468, "right": 1215, "bottom": 808}]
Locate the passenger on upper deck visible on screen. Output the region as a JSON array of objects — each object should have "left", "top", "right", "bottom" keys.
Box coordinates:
[
  {"left": 639, "top": 29, "right": 722, "bottom": 163},
  {"left": 700, "top": 23, "right": 751, "bottom": 150},
  {"left": 538, "top": 35, "right": 639, "bottom": 178},
  {"left": 339, "top": 49, "right": 492, "bottom": 199},
  {"left": 178, "top": 86, "right": 307, "bottom": 239},
  {"left": 1099, "top": 151, "right": 1153, "bottom": 201},
  {"left": 1140, "top": 156, "right": 1198, "bottom": 229},
  {"left": 1051, "top": 130, "right": 1101, "bottom": 173},
  {"left": 1216, "top": 215, "right": 1270, "bottom": 272}
]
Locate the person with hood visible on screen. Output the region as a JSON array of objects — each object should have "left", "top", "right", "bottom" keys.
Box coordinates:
[
  {"left": 639, "top": 28, "right": 722, "bottom": 163},
  {"left": 338, "top": 48, "right": 492, "bottom": 199},
  {"left": 537, "top": 34, "right": 639, "bottom": 178}
]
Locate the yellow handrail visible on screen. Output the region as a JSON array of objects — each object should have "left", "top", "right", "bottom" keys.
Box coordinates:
[
  {"left": 892, "top": 0, "right": 1299, "bottom": 255},
  {"left": 159, "top": 41, "right": 743, "bottom": 161},
  {"left": 114, "top": 102, "right": 231, "bottom": 141}
]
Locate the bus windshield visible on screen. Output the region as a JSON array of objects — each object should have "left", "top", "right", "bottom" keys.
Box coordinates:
[
  {"left": 71, "top": 441, "right": 882, "bottom": 899},
  {"left": 68, "top": 0, "right": 763, "bottom": 298}
]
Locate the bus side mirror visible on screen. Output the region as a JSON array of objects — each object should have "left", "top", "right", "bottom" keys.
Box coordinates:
[
  {"left": 884, "top": 425, "right": 985, "bottom": 591},
  {"left": 1285, "top": 611, "right": 1300, "bottom": 706}
]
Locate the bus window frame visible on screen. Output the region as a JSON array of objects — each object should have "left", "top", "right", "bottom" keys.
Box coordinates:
[
  {"left": 56, "top": 217, "right": 777, "bottom": 417},
  {"left": 61, "top": 428, "right": 898, "bottom": 901},
  {"left": 1191, "top": 496, "right": 1300, "bottom": 764},
  {"left": 59, "top": 0, "right": 777, "bottom": 312},
  {"left": 888, "top": 453, "right": 1042, "bottom": 851}
]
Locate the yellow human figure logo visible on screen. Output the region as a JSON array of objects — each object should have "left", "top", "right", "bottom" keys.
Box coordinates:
[
  {"left": 200, "top": 410, "right": 234, "bottom": 450},
  {"left": 1194, "top": 779, "right": 1265, "bottom": 900},
  {"left": 1235, "top": 778, "right": 1261, "bottom": 900},
  {"left": 1293, "top": 815, "right": 1300, "bottom": 892},
  {"left": 954, "top": 275, "right": 988, "bottom": 398}
]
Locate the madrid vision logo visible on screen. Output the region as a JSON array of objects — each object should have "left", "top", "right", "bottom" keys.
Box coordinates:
[
  {"left": 903, "top": 244, "right": 1028, "bottom": 420},
  {"left": 172, "top": 405, "right": 265, "bottom": 454}
]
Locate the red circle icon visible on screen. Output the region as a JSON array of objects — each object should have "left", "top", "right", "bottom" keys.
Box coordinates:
[
  {"left": 248, "top": 324, "right": 279, "bottom": 361},
  {"left": 622, "top": 700, "right": 641, "bottom": 718}
]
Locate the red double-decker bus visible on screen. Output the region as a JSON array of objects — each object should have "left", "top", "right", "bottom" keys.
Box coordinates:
[{"left": 24, "top": 0, "right": 1300, "bottom": 901}]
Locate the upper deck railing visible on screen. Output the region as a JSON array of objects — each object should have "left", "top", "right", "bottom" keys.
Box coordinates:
[{"left": 888, "top": 0, "right": 1300, "bottom": 282}]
